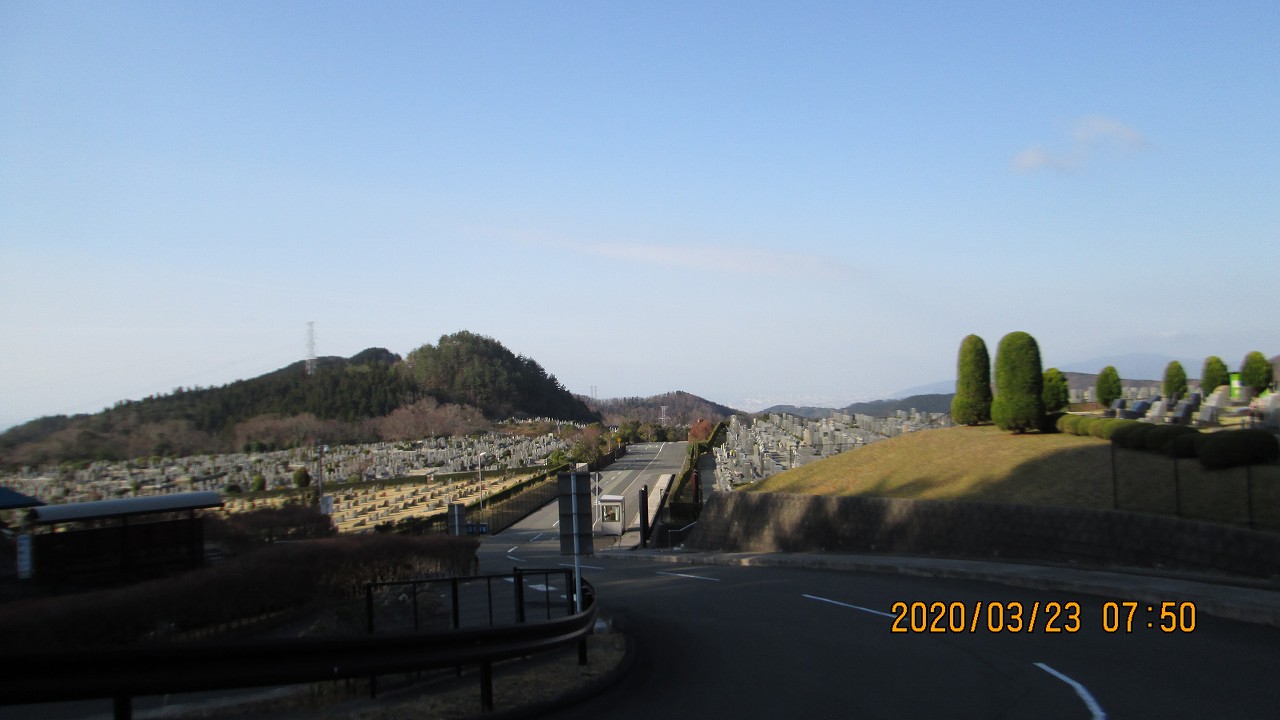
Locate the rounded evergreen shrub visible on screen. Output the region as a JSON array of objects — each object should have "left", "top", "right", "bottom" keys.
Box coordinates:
[
  {"left": 1096, "top": 366, "right": 1122, "bottom": 408},
  {"left": 1110, "top": 422, "right": 1154, "bottom": 449},
  {"left": 1167, "top": 432, "right": 1201, "bottom": 459},
  {"left": 1201, "top": 356, "right": 1230, "bottom": 396},
  {"left": 1056, "top": 414, "right": 1079, "bottom": 434},
  {"left": 951, "top": 334, "right": 993, "bottom": 425},
  {"left": 1163, "top": 361, "right": 1188, "bottom": 401},
  {"left": 1198, "top": 430, "right": 1280, "bottom": 469},
  {"left": 1073, "top": 417, "right": 1099, "bottom": 436},
  {"left": 1090, "top": 418, "right": 1133, "bottom": 440},
  {"left": 1142, "top": 425, "right": 1197, "bottom": 454},
  {"left": 991, "top": 331, "right": 1045, "bottom": 433},
  {"left": 1242, "top": 429, "right": 1280, "bottom": 463},
  {"left": 1240, "top": 351, "right": 1275, "bottom": 394},
  {"left": 1042, "top": 368, "right": 1070, "bottom": 413}
]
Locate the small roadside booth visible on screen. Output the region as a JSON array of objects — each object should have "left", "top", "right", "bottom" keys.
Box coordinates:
[
  {"left": 598, "top": 494, "right": 625, "bottom": 536},
  {"left": 22, "top": 491, "right": 224, "bottom": 586}
]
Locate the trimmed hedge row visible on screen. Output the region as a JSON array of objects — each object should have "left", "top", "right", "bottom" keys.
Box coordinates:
[
  {"left": 1110, "top": 422, "right": 1200, "bottom": 456},
  {"left": 1198, "top": 430, "right": 1280, "bottom": 469},
  {"left": 1055, "top": 415, "right": 1136, "bottom": 440},
  {"left": 1056, "top": 414, "right": 1280, "bottom": 469}
]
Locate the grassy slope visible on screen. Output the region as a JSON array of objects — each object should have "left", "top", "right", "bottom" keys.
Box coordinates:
[{"left": 746, "top": 425, "right": 1280, "bottom": 526}]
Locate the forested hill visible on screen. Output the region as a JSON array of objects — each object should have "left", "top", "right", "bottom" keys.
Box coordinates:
[
  {"left": 119, "top": 350, "right": 415, "bottom": 430},
  {"left": 405, "top": 332, "right": 596, "bottom": 423},
  {"left": 587, "top": 391, "right": 741, "bottom": 427},
  {"left": 1, "top": 333, "right": 597, "bottom": 467},
  {"left": 0, "top": 350, "right": 419, "bottom": 465}
]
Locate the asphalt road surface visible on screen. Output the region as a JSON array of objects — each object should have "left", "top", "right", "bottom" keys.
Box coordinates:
[
  {"left": 478, "top": 442, "right": 1280, "bottom": 719},
  {"left": 481, "top": 441, "right": 689, "bottom": 564}
]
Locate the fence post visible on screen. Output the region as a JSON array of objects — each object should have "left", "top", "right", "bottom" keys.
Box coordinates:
[
  {"left": 412, "top": 582, "right": 419, "bottom": 632},
  {"left": 1173, "top": 456, "right": 1181, "bottom": 518},
  {"left": 480, "top": 661, "right": 494, "bottom": 712},
  {"left": 514, "top": 567, "right": 526, "bottom": 623},
  {"left": 451, "top": 577, "right": 460, "bottom": 630},
  {"left": 544, "top": 571, "right": 553, "bottom": 620},
  {"left": 1247, "top": 464, "right": 1254, "bottom": 530},
  {"left": 565, "top": 569, "right": 575, "bottom": 617},
  {"left": 365, "top": 584, "right": 378, "bottom": 697},
  {"left": 639, "top": 485, "right": 649, "bottom": 548},
  {"left": 1110, "top": 443, "right": 1118, "bottom": 510}
]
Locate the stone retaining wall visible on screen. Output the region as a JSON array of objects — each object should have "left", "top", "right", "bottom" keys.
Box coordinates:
[{"left": 686, "top": 492, "right": 1280, "bottom": 578}]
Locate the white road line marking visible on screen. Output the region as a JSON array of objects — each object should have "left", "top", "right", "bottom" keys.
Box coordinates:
[
  {"left": 507, "top": 555, "right": 527, "bottom": 563},
  {"left": 530, "top": 533, "right": 544, "bottom": 542},
  {"left": 507, "top": 546, "right": 519, "bottom": 553},
  {"left": 559, "top": 563, "right": 604, "bottom": 570},
  {"left": 656, "top": 571, "right": 720, "bottom": 582},
  {"left": 1035, "top": 663, "right": 1107, "bottom": 720},
  {"left": 552, "top": 520, "right": 560, "bottom": 528},
  {"left": 802, "top": 593, "right": 895, "bottom": 618}
]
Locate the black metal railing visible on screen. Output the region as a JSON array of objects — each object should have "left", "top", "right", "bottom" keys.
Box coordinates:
[
  {"left": 1, "top": 572, "right": 596, "bottom": 719},
  {"left": 365, "top": 568, "right": 581, "bottom": 633}
]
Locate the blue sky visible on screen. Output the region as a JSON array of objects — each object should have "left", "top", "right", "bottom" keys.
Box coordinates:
[{"left": 2, "top": 1, "right": 1278, "bottom": 430}]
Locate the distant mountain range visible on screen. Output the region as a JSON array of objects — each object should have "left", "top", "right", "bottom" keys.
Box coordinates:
[
  {"left": 765, "top": 393, "right": 954, "bottom": 420},
  {"left": 584, "top": 391, "right": 741, "bottom": 428}
]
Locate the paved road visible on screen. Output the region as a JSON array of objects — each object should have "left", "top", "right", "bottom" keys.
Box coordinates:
[
  {"left": 562, "top": 558, "right": 1280, "bottom": 719},
  {"left": 481, "top": 441, "right": 688, "bottom": 565},
  {"left": 479, "top": 443, "right": 1280, "bottom": 719}
]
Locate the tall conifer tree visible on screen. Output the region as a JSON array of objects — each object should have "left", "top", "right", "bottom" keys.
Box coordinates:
[
  {"left": 1096, "top": 366, "right": 1122, "bottom": 407},
  {"left": 950, "top": 334, "right": 992, "bottom": 425},
  {"left": 991, "top": 331, "right": 1044, "bottom": 433},
  {"left": 1201, "top": 356, "right": 1229, "bottom": 396}
]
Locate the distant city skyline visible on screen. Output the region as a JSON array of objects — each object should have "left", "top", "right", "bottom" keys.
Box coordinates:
[{"left": 4, "top": 2, "right": 1277, "bottom": 431}]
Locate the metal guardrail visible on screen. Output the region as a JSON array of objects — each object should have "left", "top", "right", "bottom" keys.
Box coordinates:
[
  {"left": 0, "top": 572, "right": 597, "bottom": 719},
  {"left": 366, "top": 568, "right": 584, "bottom": 632}
]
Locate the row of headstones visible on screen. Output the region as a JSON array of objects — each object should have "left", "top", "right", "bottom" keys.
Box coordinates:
[
  {"left": 1110, "top": 392, "right": 1209, "bottom": 426},
  {"left": 1253, "top": 393, "right": 1280, "bottom": 428},
  {"left": 329, "top": 471, "right": 532, "bottom": 531},
  {"left": 1109, "top": 386, "right": 1279, "bottom": 428},
  {"left": 15, "top": 432, "right": 567, "bottom": 500}
]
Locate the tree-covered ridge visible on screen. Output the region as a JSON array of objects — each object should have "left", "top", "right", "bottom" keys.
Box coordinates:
[
  {"left": 0, "top": 350, "right": 421, "bottom": 465},
  {"left": 1, "top": 335, "right": 606, "bottom": 467},
  {"left": 405, "top": 331, "right": 597, "bottom": 422},
  {"left": 112, "top": 353, "right": 418, "bottom": 433},
  {"left": 587, "top": 390, "right": 738, "bottom": 427}
]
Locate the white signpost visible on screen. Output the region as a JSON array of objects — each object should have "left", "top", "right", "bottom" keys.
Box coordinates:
[{"left": 557, "top": 466, "right": 593, "bottom": 613}]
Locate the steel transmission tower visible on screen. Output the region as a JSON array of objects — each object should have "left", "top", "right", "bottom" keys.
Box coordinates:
[{"left": 305, "top": 322, "right": 317, "bottom": 376}]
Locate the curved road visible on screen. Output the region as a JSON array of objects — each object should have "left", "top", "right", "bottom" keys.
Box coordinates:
[{"left": 479, "top": 443, "right": 1280, "bottom": 719}]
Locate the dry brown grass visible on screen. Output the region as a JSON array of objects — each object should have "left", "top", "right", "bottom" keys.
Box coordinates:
[{"left": 746, "top": 424, "right": 1280, "bottom": 528}]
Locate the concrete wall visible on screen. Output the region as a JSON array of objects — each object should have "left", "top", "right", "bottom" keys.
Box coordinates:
[{"left": 687, "top": 492, "right": 1280, "bottom": 578}]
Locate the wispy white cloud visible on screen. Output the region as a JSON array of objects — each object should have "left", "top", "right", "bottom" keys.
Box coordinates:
[
  {"left": 1012, "top": 144, "right": 1077, "bottom": 174},
  {"left": 1013, "top": 115, "right": 1149, "bottom": 174}
]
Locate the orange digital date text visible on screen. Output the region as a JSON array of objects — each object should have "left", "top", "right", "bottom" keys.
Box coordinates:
[{"left": 889, "top": 600, "right": 1082, "bottom": 634}]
